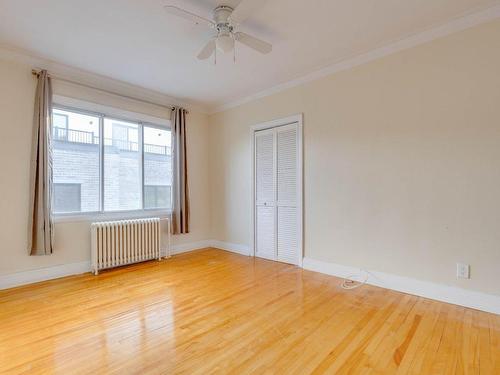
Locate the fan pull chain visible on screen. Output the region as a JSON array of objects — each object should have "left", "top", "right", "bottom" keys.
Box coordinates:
[{"left": 214, "top": 47, "right": 217, "bottom": 65}]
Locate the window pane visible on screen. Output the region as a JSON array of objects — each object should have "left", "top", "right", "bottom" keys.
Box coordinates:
[
  {"left": 144, "top": 126, "right": 172, "bottom": 209},
  {"left": 54, "top": 183, "right": 81, "bottom": 212},
  {"left": 104, "top": 119, "right": 141, "bottom": 211},
  {"left": 53, "top": 113, "right": 68, "bottom": 129},
  {"left": 52, "top": 108, "right": 100, "bottom": 213}
]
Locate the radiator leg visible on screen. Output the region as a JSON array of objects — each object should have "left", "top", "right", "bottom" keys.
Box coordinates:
[
  {"left": 167, "top": 219, "right": 172, "bottom": 259},
  {"left": 158, "top": 223, "right": 162, "bottom": 261}
]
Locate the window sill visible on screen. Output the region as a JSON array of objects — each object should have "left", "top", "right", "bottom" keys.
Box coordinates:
[{"left": 53, "top": 209, "right": 172, "bottom": 224}]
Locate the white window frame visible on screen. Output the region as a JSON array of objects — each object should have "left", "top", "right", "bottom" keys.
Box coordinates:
[{"left": 52, "top": 101, "right": 172, "bottom": 223}]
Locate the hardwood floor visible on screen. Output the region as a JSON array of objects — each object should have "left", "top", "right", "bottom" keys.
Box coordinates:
[{"left": 1, "top": 248, "right": 499, "bottom": 374}]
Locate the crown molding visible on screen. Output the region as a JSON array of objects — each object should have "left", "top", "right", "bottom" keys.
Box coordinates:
[
  {"left": 210, "top": 4, "right": 500, "bottom": 114},
  {"left": 2, "top": 3, "right": 499, "bottom": 116},
  {"left": 0, "top": 43, "right": 209, "bottom": 114}
]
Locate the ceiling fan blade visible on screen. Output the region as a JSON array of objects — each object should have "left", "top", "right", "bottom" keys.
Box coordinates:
[
  {"left": 230, "top": 0, "right": 269, "bottom": 24},
  {"left": 197, "top": 39, "right": 216, "bottom": 60},
  {"left": 235, "top": 32, "right": 272, "bottom": 54},
  {"left": 164, "top": 5, "right": 215, "bottom": 28}
]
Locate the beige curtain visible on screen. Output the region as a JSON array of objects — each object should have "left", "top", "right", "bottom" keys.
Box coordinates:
[
  {"left": 171, "top": 107, "right": 190, "bottom": 234},
  {"left": 28, "top": 70, "right": 54, "bottom": 255}
]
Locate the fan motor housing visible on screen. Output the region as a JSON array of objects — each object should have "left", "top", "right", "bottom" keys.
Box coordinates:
[{"left": 214, "top": 6, "right": 233, "bottom": 26}]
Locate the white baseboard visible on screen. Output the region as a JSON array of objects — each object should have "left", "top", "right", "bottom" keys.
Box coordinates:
[
  {"left": 170, "top": 239, "right": 254, "bottom": 258},
  {"left": 5, "top": 246, "right": 497, "bottom": 315},
  {"left": 170, "top": 239, "right": 250, "bottom": 256},
  {"left": 0, "top": 261, "right": 91, "bottom": 290},
  {"left": 169, "top": 240, "right": 250, "bottom": 256},
  {"left": 210, "top": 240, "right": 251, "bottom": 256},
  {"left": 169, "top": 240, "right": 213, "bottom": 255},
  {"left": 303, "top": 257, "right": 500, "bottom": 315},
  {"left": 0, "top": 240, "right": 250, "bottom": 290}
]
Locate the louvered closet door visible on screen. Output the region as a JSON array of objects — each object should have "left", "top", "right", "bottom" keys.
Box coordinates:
[
  {"left": 255, "top": 129, "right": 276, "bottom": 261},
  {"left": 276, "top": 124, "right": 299, "bottom": 265},
  {"left": 255, "top": 122, "right": 300, "bottom": 266}
]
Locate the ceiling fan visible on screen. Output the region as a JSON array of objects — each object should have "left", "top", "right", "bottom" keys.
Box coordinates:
[{"left": 164, "top": 0, "right": 272, "bottom": 62}]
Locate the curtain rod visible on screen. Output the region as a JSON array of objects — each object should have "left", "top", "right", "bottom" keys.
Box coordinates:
[{"left": 31, "top": 69, "right": 188, "bottom": 113}]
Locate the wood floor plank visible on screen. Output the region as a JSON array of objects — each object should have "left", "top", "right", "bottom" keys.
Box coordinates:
[{"left": 0, "top": 248, "right": 499, "bottom": 374}]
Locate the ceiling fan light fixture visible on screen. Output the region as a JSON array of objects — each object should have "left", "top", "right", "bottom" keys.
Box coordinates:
[
  {"left": 216, "top": 33, "right": 234, "bottom": 53},
  {"left": 164, "top": 0, "right": 272, "bottom": 61}
]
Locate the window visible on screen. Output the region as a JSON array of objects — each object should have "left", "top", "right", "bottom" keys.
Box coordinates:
[
  {"left": 53, "top": 112, "right": 68, "bottom": 129},
  {"left": 144, "top": 126, "right": 172, "bottom": 209},
  {"left": 51, "top": 106, "right": 172, "bottom": 216},
  {"left": 144, "top": 185, "right": 171, "bottom": 209},
  {"left": 104, "top": 119, "right": 141, "bottom": 211},
  {"left": 53, "top": 112, "right": 68, "bottom": 141},
  {"left": 54, "top": 183, "right": 81, "bottom": 212},
  {"left": 52, "top": 109, "right": 100, "bottom": 213}
]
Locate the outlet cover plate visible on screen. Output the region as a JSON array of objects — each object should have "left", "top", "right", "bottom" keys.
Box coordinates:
[{"left": 456, "top": 263, "right": 470, "bottom": 279}]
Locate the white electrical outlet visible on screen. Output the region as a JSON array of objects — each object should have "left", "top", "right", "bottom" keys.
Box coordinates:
[{"left": 456, "top": 263, "right": 470, "bottom": 279}]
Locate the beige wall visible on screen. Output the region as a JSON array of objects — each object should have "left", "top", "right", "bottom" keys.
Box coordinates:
[
  {"left": 0, "top": 58, "right": 211, "bottom": 276},
  {"left": 209, "top": 19, "right": 500, "bottom": 296},
  {"left": 2, "top": 19, "right": 500, "bottom": 297}
]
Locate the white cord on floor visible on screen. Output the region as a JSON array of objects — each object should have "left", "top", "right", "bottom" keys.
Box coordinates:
[{"left": 341, "top": 271, "right": 369, "bottom": 290}]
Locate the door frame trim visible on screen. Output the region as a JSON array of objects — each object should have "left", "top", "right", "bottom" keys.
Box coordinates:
[{"left": 250, "top": 114, "right": 304, "bottom": 267}]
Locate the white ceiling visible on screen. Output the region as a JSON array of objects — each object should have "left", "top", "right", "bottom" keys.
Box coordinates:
[{"left": 1, "top": 0, "right": 499, "bottom": 111}]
